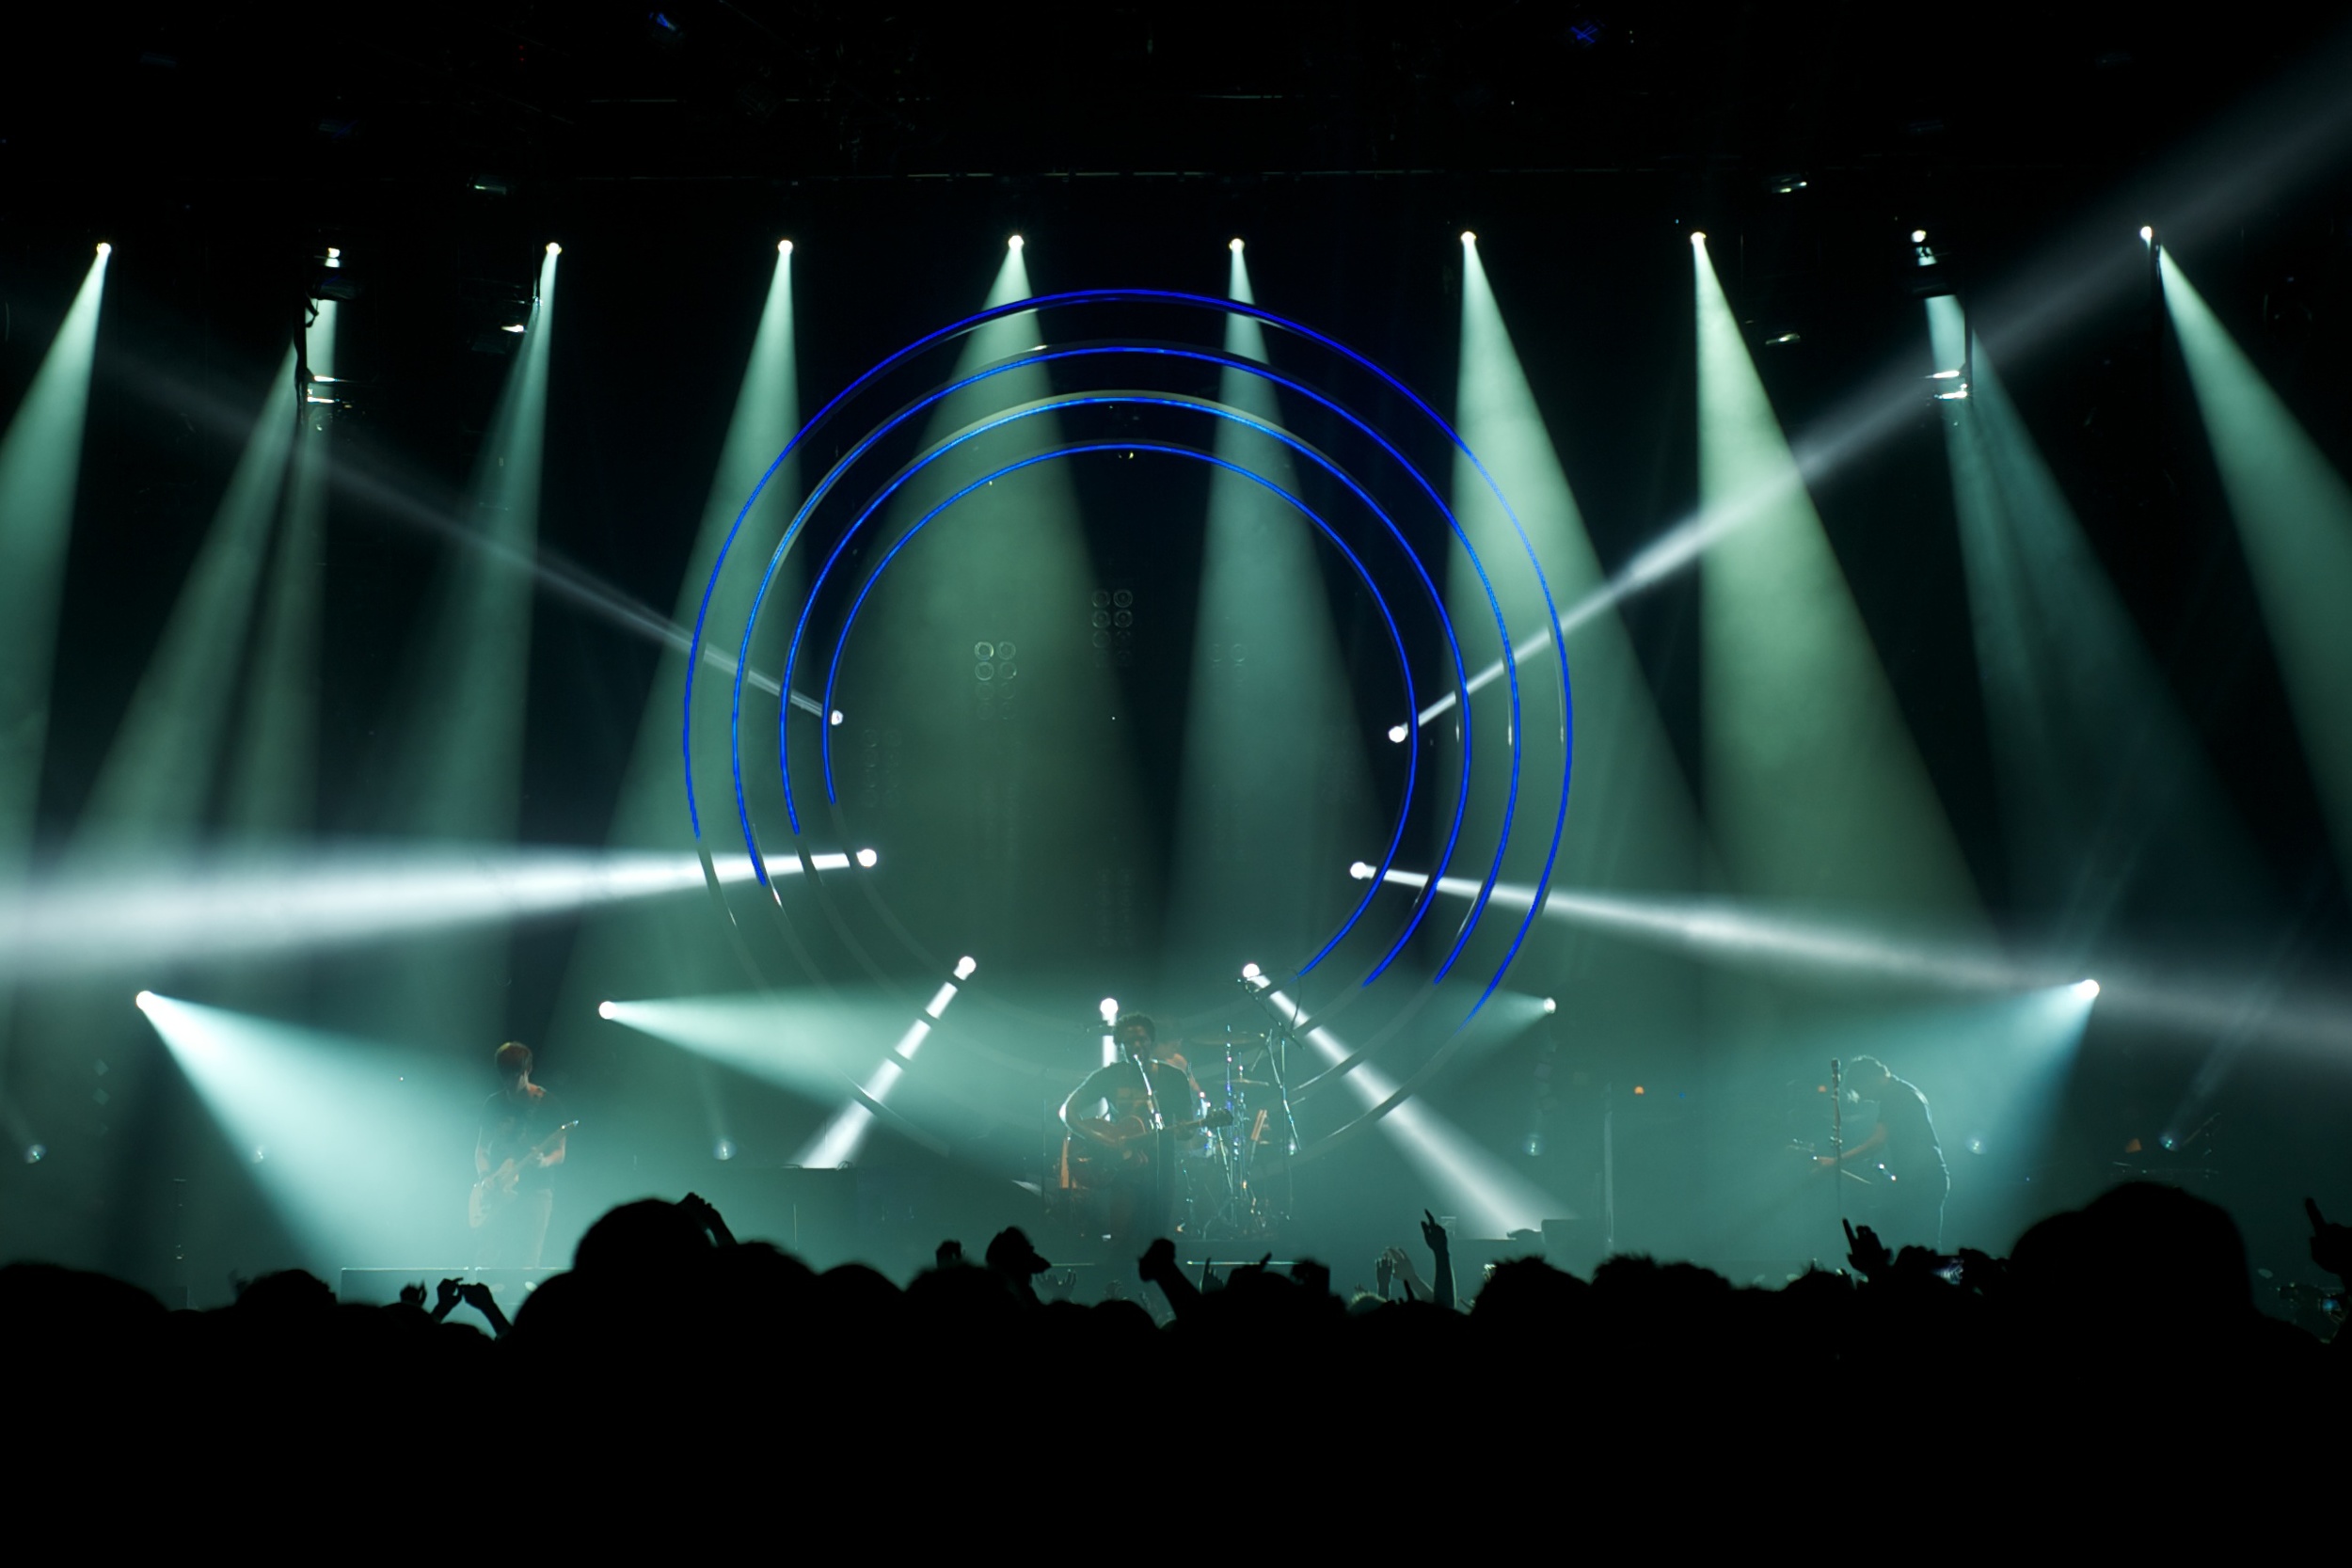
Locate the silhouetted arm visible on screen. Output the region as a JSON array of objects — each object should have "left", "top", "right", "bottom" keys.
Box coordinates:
[
  {"left": 456, "top": 1282, "right": 512, "bottom": 1338},
  {"left": 1422, "top": 1212, "right": 1456, "bottom": 1311},
  {"left": 1139, "top": 1237, "right": 1200, "bottom": 1319}
]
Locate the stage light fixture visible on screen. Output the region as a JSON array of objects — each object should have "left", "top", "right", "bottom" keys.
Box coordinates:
[
  {"left": 1460, "top": 231, "right": 1477, "bottom": 245},
  {"left": 1387, "top": 723, "right": 1409, "bottom": 743},
  {"left": 955, "top": 955, "right": 978, "bottom": 979},
  {"left": 1230, "top": 238, "right": 1245, "bottom": 252},
  {"left": 597, "top": 1000, "right": 617, "bottom": 1019},
  {"left": 1008, "top": 234, "right": 1024, "bottom": 249},
  {"left": 546, "top": 242, "right": 563, "bottom": 255},
  {"left": 829, "top": 709, "right": 843, "bottom": 725},
  {"left": 1241, "top": 962, "right": 1261, "bottom": 979},
  {"left": 325, "top": 247, "right": 342, "bottom": 269},
  {"left": 1348, "top": 861, "right": 1375, "bottom": 879},
  {"left": 134, "top": 990, "right": 155, "bottom": 1011},
  {"left": 501, "top": 323, "right": 527, "bottom": 334},
  {"left": 1543, "top": 996, "right": 1558, "bottom": 1014},
  {"left": 1099, "top": 997, "right": 1119, "bottom": 1022},
  {"left": 2075, "top": 978, "right": 2101, "bottom": 1000},
  {"left": 2139, "top": 226, "right": 2154, "bottom": 243},
  {"left": 714, "top": 1139, "right": 736, "bottom": 1161},
  {"left": 779, "top": 239, "right": 793, "bottom": 254},
  {"left": 1690, "top": 230, "right": 1707, "bottom": 245},
  {"left": 96, "top": 242, "right": 112, "bottom": 256},
  {"left": 1911, "top": 230, "right": 1928, "bottom": 243},
  {"left": 854, "top": 847, "right": 879, "bottom": 867}
]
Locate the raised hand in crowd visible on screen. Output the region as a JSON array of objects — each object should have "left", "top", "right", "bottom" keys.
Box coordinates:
[
  {"left": 456, "top": 1280, "right": 512, "bottom": 1338},
  {"left": 1844, "top": 1218, "right": 1893, "bottom": 1279},
  {"left": 2307, "top": 1198, "right": 2352, "bottom": 1281},
  {"left": 1422, "top": 1212, "right": 1456, "bottom": 1311},
  {"left": 678, "top": 1192, "right": 737, "bottom": 1248},
  {"left": 1137, "top": 1234, "right": 1200, "bottom": 1318}
]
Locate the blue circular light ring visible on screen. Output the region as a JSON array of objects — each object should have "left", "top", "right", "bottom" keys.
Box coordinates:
[
  {"left": 756, "top": 388, "right": 1470, "bottom": 983},
  {"left": 751, "top": 346, "right": 1469, "bottom": 841},
  {"left": 732, "top": 351, "right": 1496, "bottom": 985},
  {"left": 809, "top": 436, "right": 1421, "bottom": 981},
  {"left": 688, "top": 289, "right": 1570, "bottom": 1017},
  {"left": 711, "top": 336, "right": 1533, "bottom": 1007}
]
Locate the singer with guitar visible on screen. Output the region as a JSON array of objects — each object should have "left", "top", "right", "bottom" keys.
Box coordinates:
[
  {"left": 474, "top": 1041, "right": 567, "bottom": 1268},
  {"left": 1059, "top": 1012, "right": 1221, "bottom": 1252}
]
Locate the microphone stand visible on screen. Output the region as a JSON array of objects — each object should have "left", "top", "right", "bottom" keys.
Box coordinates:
[
  {"left": 1236, "top": 975, "right": 1304, "bottom": 1179},
  {"left": 1830, "top": 1058, "right": 1846, "bottom": 1254}
]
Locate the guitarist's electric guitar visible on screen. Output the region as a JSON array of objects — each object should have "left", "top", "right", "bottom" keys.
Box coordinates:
[
  {"left": 1063, "top": 1108, "right": 1234, "bottom": 1182},
  {"left": 469, "top": 1120, "right": 580, "bottom": 1228}
]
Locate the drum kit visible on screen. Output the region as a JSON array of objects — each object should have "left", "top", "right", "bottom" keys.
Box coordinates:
[{"left": 1167, "top": 1026, "right": 1301, "bottom": 1241}]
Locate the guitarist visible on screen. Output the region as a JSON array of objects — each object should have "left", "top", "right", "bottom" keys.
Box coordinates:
[
  {"left": 474, "top": 1041, "right": 567, "bottom": 1267},
  {"left": 1813, "top": 1054, "right": 1947, "bottom": 1250},
  {"left": 1059, "top": 1013, "right": 1205, "bottom": 1250}
]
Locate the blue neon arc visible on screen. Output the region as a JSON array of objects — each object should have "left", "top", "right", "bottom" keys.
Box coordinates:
[
  {"left": 813, "top": 438, "right": 1420, "bottom": 980},
  {"left": 685, "top": 289, "right": 1573, "bottom": 1017},
  {"left": 729, "top": 362, "right": 1492, "bottom": 987},
  {"left": 753, "top": 387, "right": 1471, "bottom": 984}
]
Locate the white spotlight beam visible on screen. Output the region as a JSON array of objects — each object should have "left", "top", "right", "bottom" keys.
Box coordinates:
[
  {"left": 1360, "top": 863, "right": 2352, "bottom": 1053},
  {"left": 0, "top": 845, "right": 875, "bottom": 979},
  {"left": 1264, "top": 987, "right": 1560, "bottom": 1235},
  {"left": 1414, "top": 55, "right": 2352, "bottom": 733},
  {"left": 793, "top": 965, "right": 969, "bottom": 1166}
]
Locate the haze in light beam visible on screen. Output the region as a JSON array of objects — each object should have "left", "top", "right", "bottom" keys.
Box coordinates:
[
  {"left": 0, "top": 247, "right": 109, "bottom": 873},
  {"left": 76, "top": 349, "right": 299, "bottom": 854},
  {"left": 1448, "top": 239, "right": 1703, "bottom": 1024},
  {"left": 2161, "top": 249, "right": 2352, "bottom": 880},
  {"left": 1166, "top": 243, "right": 1382, "bottom": 977},
  {"left": 1694, "top": 242, "right": 1978, "bottom": 916},
  {"left": 1933, "top": 297, "right": 2271, "bottom": 945},
  {"left": 368, "top": 246, "right": 559, "bottom": 1048}
]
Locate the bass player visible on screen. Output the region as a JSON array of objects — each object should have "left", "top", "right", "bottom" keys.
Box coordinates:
[{"left": 474, "top": 1040, "right": 567, "bottom": 1267}]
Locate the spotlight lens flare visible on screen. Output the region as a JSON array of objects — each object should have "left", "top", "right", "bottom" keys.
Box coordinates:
[
  {"left": 1690, "top": 230, "right": 1707, "bottom": 245},
  {"left": 1911, "top": 229, "right": 1928, "bottom": 243},
  {"left": 779, "top": 239, "right": 794, "bottom": 254},
  {"left": 1542, "top": 996, "right": 1558, "bottom": 1014},
  {"left": 597, "top": 1000, "right": 617, "bottom": 1020},
  {"left": 1099, "top": 997, "right": 1119, "bottom": 1023},
  {"left": 1230, "top": 237, "right": 1245, "bottom": 252},
  {"left": 2138, "top": 226, "right": 2154, "bottom": 243},
  {"left": 854, "top": 847, "right": 879, "bottom": 868},
  {"left": 1460, "top": 230, "right": 1477, "bottom": 245},
  {"left": 546, "top": 241, "right": 563, "bottom": 255},
  {"left": 1241, "top": 962, "right": 1262, "bottom": 979},
  {"left": 96, "top": 242, "right": 113, "bottom": 257},
  {"left": 134, "top": 990, "right": 155, "bottom": 1012},
  {"left": 954, "top": 955, "right": 977, "bottom": 980},
  {"left": 1387, "top": 723, "right": 1409, "bottom": 743},
  {"left": 1348, "top": 861, "right": 1375, "bottom": 880},
  {"left": 1008, "top": 234, "right": 1024, "bottom": 249},
  {"left": 2074, "top": 978, "right": 2102, "bottom": 1000}
]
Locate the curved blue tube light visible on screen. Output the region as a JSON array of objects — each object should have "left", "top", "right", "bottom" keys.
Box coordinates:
[
  {"left": 811, "top": 437, "right": 1417, "bottom": 980},
  {"left": 746, "top": 387, "right": 1474, "bottom": 985},
  {"left": 687, "top": 289, "right": 1572, "bottom": 1017}
]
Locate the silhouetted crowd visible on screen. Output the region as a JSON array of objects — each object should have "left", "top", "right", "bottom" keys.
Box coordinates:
[{"left": 7, "top": 1180, "right": 2344, "bottom": 1481}]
